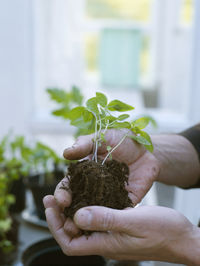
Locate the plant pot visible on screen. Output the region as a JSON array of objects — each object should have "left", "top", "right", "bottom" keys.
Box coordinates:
[
  {"left": 25, "top": 172, "right": 64, "bottom": 220},
  {"left": 22, "top": 238, "right": 106, "bottom": 266},
  {"left": 9, "top": 176, "right": 26, "bottom": 213}
]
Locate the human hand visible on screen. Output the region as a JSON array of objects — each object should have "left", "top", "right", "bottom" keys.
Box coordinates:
[
  {"left": 55, "top": 129, "right": 160, "bottom": 210},
  {"left": 43, "top": 196, "right": 200, "bottom": 265}
]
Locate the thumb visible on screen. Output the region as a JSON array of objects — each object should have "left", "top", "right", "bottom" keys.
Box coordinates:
[
  {"left": 74, "top": 206, "right": 130, "bottom": 232},
  {"left": 63, "top": 135, "right": 94, "bottom": 160}
]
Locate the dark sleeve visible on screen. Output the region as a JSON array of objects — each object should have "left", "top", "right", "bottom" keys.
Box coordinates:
[{"left": 179, "top": 123, "right": 200, "bottom": 188}]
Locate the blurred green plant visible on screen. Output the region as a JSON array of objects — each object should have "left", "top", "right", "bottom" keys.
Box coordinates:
[
  {"left": 0, "top": 136, "right": 15, "bottom": 254},
  {"left": 47, "top": 86, "right": 90, "bottom": 136},
  {"left": 3, "top": 134, "right": 67, "bottom": 185},
  {"left": 47, "top": 86, "right": 83, "bottom": 119}
]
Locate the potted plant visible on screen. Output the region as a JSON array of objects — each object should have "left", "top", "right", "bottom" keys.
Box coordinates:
[
  {"left": 0, "top": 138, "right": 19, "bottom": 265},
  {"left": 57, "top": 92, "right": 154, "bottom": 225},
  {"left": 24, "top": 141, "right": 68, "bottom": 220},
  {"left": 0, "top": 134, "right": 29, "bottom": 214}
]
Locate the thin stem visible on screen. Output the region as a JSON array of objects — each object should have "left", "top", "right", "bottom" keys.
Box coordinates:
[
  {"left": 92, "top": 112, "right": 98, "bottom": 162},
  {"left": 94, "top": 114, "right": 102, "bottom": 162},
  {"left": 102, "top": 133, "right": 128, "bottom": 165}
]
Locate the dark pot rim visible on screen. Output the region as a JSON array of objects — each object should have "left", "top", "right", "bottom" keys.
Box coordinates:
[{"left": 22, "top": 237, "right": 106, "bottom": 266}]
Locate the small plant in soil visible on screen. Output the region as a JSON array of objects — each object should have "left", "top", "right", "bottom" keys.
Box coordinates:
[{"left": 61, "top": 92, "right": 154, "bottom": 225}]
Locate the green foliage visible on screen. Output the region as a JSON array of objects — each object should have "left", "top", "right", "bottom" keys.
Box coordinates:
[
  {"left": 0, "top": 131, "right": 68, "bottom": 254},
  {"left": 107, "top": 100, "right": 134, "bottom": 112},
  {"left": 47, "top": 87, "right": 155, "bottom": 158},
  {"left": 0, "top": 171, "right": 14, "bottom": 254},
  {"left": 47, "top": 86, "right": 83, "bottom": 119},
  {"left": 67, "top": 92, "right": 154, "bottom": 158}
]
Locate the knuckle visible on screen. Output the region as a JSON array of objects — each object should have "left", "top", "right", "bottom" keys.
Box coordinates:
[
  {"left": 101, "top": 211, "right": 115, "bottom": 230},
  {"left": 62, "top": 246, "right": 75, "bottom": 256}
]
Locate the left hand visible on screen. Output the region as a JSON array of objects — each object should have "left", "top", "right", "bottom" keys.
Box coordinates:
[{"left": 43, "top": 196, "right": 200, "bottom": 265}]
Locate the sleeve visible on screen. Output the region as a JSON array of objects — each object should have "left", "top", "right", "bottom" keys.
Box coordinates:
[{"left": 179, "top": 123, "right": 200, "bottom": 188}]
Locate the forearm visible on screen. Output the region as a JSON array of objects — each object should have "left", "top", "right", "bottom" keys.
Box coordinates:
[{"left": 152, "top": 134, "right": 200, "bottom": 188}]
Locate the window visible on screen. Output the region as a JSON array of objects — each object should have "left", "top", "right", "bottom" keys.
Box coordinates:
[
  {"left": 32, "top": 0, "right": 196, "bottom": 133},
  {"left": 84, "top": 0, "right": 154, "bottom": 90}
]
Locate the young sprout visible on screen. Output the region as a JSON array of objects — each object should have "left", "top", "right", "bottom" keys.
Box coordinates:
[{"left": 67, "top": 92, "right": 154, "bottom": 164}]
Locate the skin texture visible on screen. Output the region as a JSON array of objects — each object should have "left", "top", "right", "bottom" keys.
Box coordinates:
[
  {"left": 61, "top": 129, "right": 160, "bottom": 205},
  {"left": 43, "top": 129, "right": 200, "bottom": 264},
  {"left": 152, "top": 134, "right": 200, "bottom": 188},
  {"left": 44, "top": 196, "right": 200, "bottom": 265}
]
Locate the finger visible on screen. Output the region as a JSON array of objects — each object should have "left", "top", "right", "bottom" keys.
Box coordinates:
[
  {"left": 43, "top": 195, "right": 61, "bottom": 210},
  {"left": 66, "top": 232, "right": 110, "bottom": 256},
  {"left": 46, "top": 206, "right": 111, "bottom": 257},
  {"left": 63, "top": 130, "right": 118, "bottom": 160},
  {"left": 54, "top": 177, "right": 72, "bottom": 210},
  {"left": 74, "top": 206, "right": 133, "bottom": 233},
  {"left": 127, "top": 153, "right": 159, "bottom": 205},
  {"left": 43, "top": 195, "right": 65, "bottom": 222},
  {"left": 45, "top": 207, "right": 71, "bottom": 251},
  {"left": 63, "top": 217, "right": 81, "bottom": 237},
  {"left": 63, "top": 135, "right": 94, "bottom": 160}
]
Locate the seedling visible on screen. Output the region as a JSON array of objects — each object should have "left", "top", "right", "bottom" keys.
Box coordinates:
[
  {"left": 57, "top": 91, "right": 156, "bottom": 224},
  {"left": 67, "top": 92, "right": 154, "bottom": 163}
]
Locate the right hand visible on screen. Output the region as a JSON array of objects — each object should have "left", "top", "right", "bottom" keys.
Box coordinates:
[
  {"left": 43, "top": 198, "right": 200, "bottom": 265},
  {"left": 54, "top": 129, "right": 160, "bottom": 209}
]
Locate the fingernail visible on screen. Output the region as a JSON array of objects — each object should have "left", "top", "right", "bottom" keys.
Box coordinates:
[
  {"left": 75, "top": 209, "right": 93, "bottom": 228},
  {"left": 65, "top": 143, "right": 78, "bottom": 151}
]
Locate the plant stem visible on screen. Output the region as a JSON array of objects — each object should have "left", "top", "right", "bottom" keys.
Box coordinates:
[
  {"left": 102, "top": 133, "right": 128, "bottom": 165},
  {"left": 94, "top": 114, "right": 102, "bottom": 162},
  {"left": 92, "top": 113, "right": 98, "bottom": 162}
]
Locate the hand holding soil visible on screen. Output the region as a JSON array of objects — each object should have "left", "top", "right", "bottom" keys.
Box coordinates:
[
  {"left": 55, "top": 129, "right": 159, "bottom": 210},
  {"left": 44, "top": 197, "right": 200, "bottom": 264}
]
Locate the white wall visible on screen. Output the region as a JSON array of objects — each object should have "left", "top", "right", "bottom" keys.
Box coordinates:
[{"left": 0, "top": 0, "right": 33, "bottom": 138}]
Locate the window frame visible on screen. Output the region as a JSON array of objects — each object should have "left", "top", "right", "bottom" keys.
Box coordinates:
[{"left": 30, "top": 0, "right": 198, "bottom": 134}]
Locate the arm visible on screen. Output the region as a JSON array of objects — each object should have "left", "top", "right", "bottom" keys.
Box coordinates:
[{"left": 152, "top": 133, "right": 200, "bottom": 188}]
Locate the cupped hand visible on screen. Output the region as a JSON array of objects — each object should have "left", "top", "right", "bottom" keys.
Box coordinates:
[
  {"left": 43, "top": 196, "right": 200, "bottom": 264},
  {"left": 55, "top": 129, "right": 160, "bottom": 209}
]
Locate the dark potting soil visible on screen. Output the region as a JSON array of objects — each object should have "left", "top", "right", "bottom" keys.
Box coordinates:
[{"left": 62, "top": 159, "right": 133, "bottom": 220}]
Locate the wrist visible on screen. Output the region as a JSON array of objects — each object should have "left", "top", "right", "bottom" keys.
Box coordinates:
[
  {"left": 171, "top": 225, "right": 200, "bottom": 265},
  {"left": 151, "top": 134, "right": 200, "bottom": 187}
]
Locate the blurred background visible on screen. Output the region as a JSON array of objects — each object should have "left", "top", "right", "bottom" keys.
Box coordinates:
[{"left": 0, "top": 1, "right": 200, "bottom": 265}]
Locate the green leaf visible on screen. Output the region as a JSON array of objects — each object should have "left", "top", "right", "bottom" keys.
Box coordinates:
[
  {"left": 108, "top": 100, "right": 134, "bottom": 112},
  {"left": 143, "top": 115, "right": 157, "bottom": 128},
  {"left": 70, "top": 116, "right": 86, "bottom": 128},
  {"left": 68, "top": 107, "right": 86, "bottom": 121},
  {"left": 96, "top": 92, "right": 107, "bottom": 107},
  {"left": 86, "top": 97, "right": 98, "bottom": 114},
  {"left": 52, "top": 107, "right": 70, "bottom": 118},
  {"left": 129, "top": 135, "right": 151, "bottom": 146},
  {"left": 140, "top": 131, "right": 154, "bottom": 152},
  {"left": 83, "top": 109, "right": 93, "bottom": 122},
  {"left": 106, "top": 146, "right": 112, "bottom": 151},
  {"left": 118, "top": 114, "right": 130, "bottom": 121},
  {"left": 109, "top": 121, "right": 131, "bottom": 129},
  {"left": 100, "top": 133, "right": 106, "bottom": 143},
  {"left": 133, "top": 117, "right": 150, "bottom": 129},
  {"left": 105, "top": 115, "right": 117, "bottom": 122},
  {"left": 47, "top": 88, "right": 69, "bottom": 103},
  {"left": 0, "top": 218, "right": 12, "bottom": 233},
  {"left": 71, "top": 86, "right": 83, "bottom": 105},
  {"left": 130, "top": 125, "right": 141, "bottom": 134}
]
